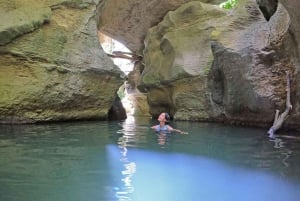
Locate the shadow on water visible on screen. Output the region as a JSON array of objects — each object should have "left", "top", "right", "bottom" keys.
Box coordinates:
[{"left": 0, "top": 117, "right": 300, "bottom": 201}]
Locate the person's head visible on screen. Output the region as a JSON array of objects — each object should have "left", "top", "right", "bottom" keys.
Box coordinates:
[{"left": 158, "top": 112, "right": 170, "bottom": 123}]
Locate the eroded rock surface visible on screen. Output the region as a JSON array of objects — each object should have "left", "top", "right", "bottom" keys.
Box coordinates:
[
  {"left": 3, "top": 0, "right": 300, "bottom": 128},
  {"left": 0, "top": 0, "right": 124, "bottom": 123},
  {"left": 139, "top": 0, "right": 299, "bottom": 127},
  {"left": 96, "top": 0, "right": 224, "bottom": 53}
]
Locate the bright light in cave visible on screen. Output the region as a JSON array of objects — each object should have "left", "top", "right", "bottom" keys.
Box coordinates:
[
  {"left": 99, "top": 33, "right": 134, "bottom": 75},
  {"left": 98, "top": 33, "right": 135, "bottom": 115}
]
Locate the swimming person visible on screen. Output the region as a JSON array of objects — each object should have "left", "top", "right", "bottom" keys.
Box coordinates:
[{"left": 151, "top": 112, "right": 188, "bottom": 134}]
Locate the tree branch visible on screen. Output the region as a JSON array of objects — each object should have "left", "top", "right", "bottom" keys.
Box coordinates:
[
  {"left": 268, "top": 71, "right": 292, "bottom": 137},
  {"left": 106, "top": 51, "right": 142, "bottom": 62}
]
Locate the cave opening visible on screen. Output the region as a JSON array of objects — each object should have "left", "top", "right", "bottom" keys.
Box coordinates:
[{"left": 98, "top": 32, "right": 150, "bottom": 119}]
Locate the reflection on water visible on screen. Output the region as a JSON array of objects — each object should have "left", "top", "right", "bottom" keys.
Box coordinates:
[
  {"left": 269, "top": 137, "right": 293, "bottom": 168},
  {"left": 108, "top": 117, "right": 300, "bottom": 201},
  {"left": 156, "top": 132, "right": 169, "bottom": 147},
  {"left": 115, "top": 116, "right": 137, "bottom": 201},
  {"left": 1, "top": 118, "right": 300, "bottom": 201}
]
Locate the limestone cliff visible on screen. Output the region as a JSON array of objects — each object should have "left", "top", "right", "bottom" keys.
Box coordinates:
[
  {"left": 138, "top": 0, "right": 300, "bottom": 128},
  {"left": 0, "top": 0, "right": 125, "bottom": 123}
]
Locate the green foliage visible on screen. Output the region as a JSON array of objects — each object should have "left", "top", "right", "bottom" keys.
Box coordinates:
[{"left": 219, "top": 0, "right": 237, "bottom": 9}]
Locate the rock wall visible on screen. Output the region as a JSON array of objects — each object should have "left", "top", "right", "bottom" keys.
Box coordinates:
[
  {"left": 278, "top": 0, "right": 300, "bottom": 128},
  {"left": 96, "top": 0, "right": 224, "bottom": 53},
  {"left": 139, "top": 0, "right": 300, "bottom": 128},
  {"left": 3, "top": 0, "right": 300, "bottom": 128},
  {"left": 0, "top": 0, "right": 125, "bottom": 123}
]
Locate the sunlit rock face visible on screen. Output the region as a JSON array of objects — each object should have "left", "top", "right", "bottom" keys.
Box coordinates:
[
  {"left": 96, "top": 0, "right": 224, "bottom": 53},
  {"left": 140, "top": 0, "right": 299, "bottom": 127},
  {"left": 0, "top": 0, "right": 124, "bottom": 123}
]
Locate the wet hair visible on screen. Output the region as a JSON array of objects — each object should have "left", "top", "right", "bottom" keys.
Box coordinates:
[{"left": 164, "top": 112, "right": 170, "bottom": 122}]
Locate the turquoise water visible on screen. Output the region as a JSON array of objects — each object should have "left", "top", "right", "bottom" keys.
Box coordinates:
[{"left": 0, "top": 116, "right": 300, "bottom": 201}]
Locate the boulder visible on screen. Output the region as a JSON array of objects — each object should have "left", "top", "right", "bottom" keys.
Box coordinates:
[{"left": 0, "top": 0, "right": 125, "bottom": 123}]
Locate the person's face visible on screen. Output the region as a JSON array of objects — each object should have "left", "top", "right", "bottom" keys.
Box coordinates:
[{"left": 158, "top": 113, "right": 167, "bottom": 122}]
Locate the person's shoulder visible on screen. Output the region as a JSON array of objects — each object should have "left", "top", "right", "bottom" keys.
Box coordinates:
[{"left": 167, "top": 125, "right": 173, "bottom": 130}]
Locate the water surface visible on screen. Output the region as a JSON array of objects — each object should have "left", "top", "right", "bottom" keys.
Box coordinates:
[{"left": 0, "top": 117, "right": 300, "bottom": 201}]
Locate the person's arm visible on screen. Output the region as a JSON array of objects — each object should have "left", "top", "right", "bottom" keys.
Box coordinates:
[
  {"left": 151, "top": 125, "right": 158, "bottom": 130},
  {"left": 167, "top": 125, "right": 188, "bottom": 134}
]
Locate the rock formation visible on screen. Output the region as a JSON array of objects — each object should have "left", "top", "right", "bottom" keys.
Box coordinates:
[
  {"left": 97, "top": 0, "right": 300, "bottom": 128},
  {"left": 0, "top": 0, "right": 125, "bottom": 123},
  {"left": 139, "top": 0, "right": 299, "bottom": 127},
  {"left": 96, "top": 0, "right": 224, "bottom": 53},
  {"left": 2, "top": 0, "right": 300, "bottom": 130}
]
